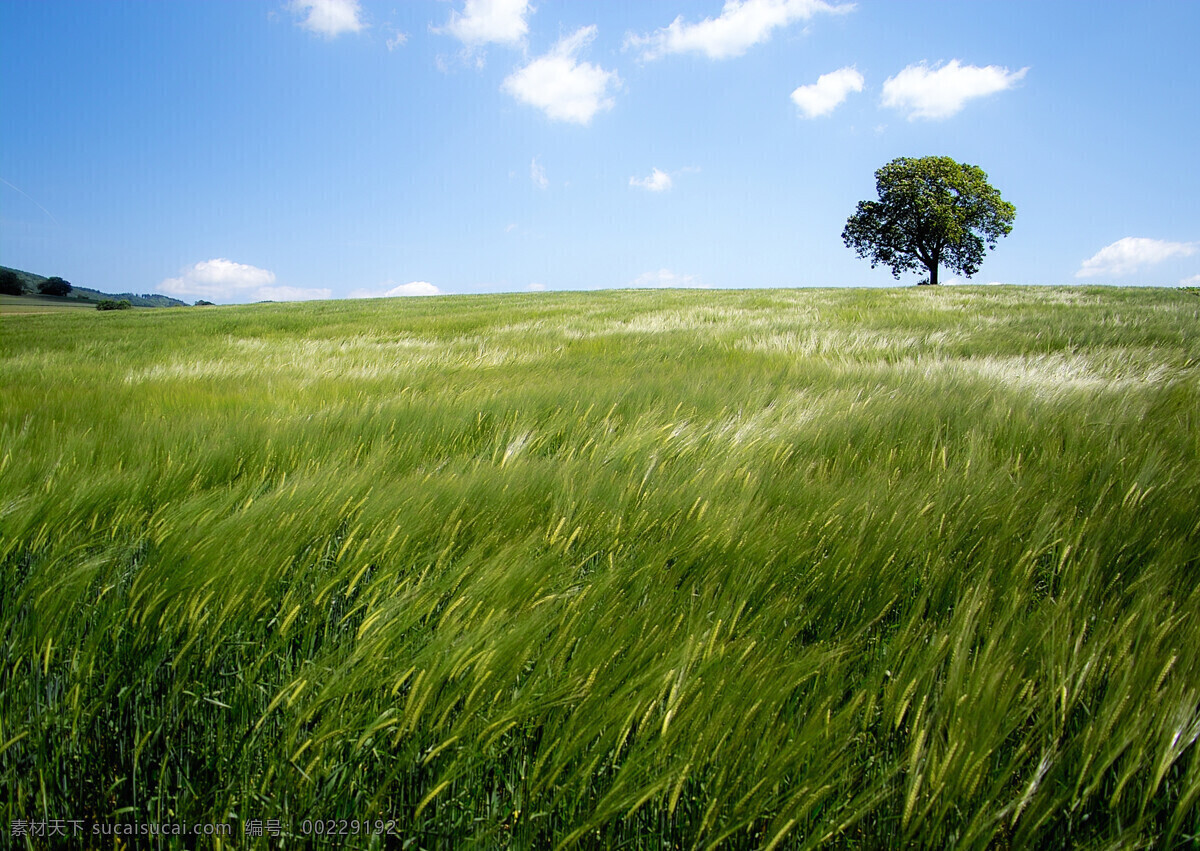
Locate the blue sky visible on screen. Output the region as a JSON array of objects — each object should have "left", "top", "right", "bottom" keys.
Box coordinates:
[{"left": 2, "top": 0, "right": 1198, "bottom": 303}]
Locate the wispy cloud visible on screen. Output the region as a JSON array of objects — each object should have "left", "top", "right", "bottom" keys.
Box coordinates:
[
  {"left": 502, "top": 26, "right": 620, "bottom": 124},
  {"left": 630, "top": 168, "right": 672, "bottom": 192},
  {"left": 531, "top": 157, "right": 548, "bottom": 189},
  {"left": 881, "top": 60, "right": 1027, "bottom": 119},
  {"left": 160, "top": 259, "right": 326, "bottom": 302},
  {"left": 791, "top": 66, "right": 863, "bottom": 117},
  {"left": 350, "top": 281, "right": 442, "bottom": 298},
  {"left": 0, "top": 175, "right": 60, "bottom": 226},
  {"left": 288, "top": 0, "right": 365, "bottom": 38},
  {"left": 439, "top": 0, "right": 531, "bottom": 47},
  {"left": 626, "top": 0, "right": 853, "bottom": 62},
  {"left": 527, "top": 282, "right": 546, "bottom": 291},
  {"left": 1076, "top": 237, "right": 1197, "bottom": 278},
  {"left": 630, "top": 268, "right": 707, "bottom": 288},
  {"left": 386, "top": 29, "right": 409, "bottom": 50}
]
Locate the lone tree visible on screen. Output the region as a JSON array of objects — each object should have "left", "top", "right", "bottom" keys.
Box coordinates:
[
  {"left": 842, "top": 156, "right": 1015, "bottom": 286},
  {"left": 38, "top": 276, "right": 72, "bottom": 297}
]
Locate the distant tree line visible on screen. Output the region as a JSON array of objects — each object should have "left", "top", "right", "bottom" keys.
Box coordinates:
[
  {"left": 0, "top": 271, "right": 74, "bottom": 297},
  {"left": 38, "top": 276, "right": 72, "bottom": 296},
  {"left": 1, "top": 271, "right": 193, "bottom": 307},
  {"left": 0, "top": 269, "right": 23, "bottom": 295}
]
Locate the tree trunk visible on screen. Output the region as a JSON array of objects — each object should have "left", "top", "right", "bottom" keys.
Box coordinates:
[{"left": 922, "top": 263, "right": 939, "bottom": 286}]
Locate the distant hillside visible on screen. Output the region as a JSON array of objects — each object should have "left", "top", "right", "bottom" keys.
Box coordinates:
[
  {"left": 1, "top": 266, "right": 50, "bottom": 294},
  {"left": 68, "top": 285, "right": 190, "bottom": 308},
  {"left": 0, "top": 265, "right": 189, "bottom": 307}
]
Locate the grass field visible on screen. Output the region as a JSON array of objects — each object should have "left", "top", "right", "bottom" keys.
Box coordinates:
[
  {"left": 0, "top": 294, "right": 99, "bottom": 315},
  {"left": 2, "top": 286, "right": 1199, "bottom": 848}
]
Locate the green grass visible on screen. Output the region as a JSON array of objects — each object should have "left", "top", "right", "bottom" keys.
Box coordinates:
[
  {"left": 2, "top": 286, "right": 1199, "bottom": 848},
  {"left": 0, "top": 294, "right": 98, "bottom": 314}
]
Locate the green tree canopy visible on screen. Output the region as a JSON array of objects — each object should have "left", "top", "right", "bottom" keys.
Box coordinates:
[
  {"left": 842, "top": 156, "right": 1015, "bottom": 286},
  {"left": 0, "top": 269, "right": 23, "bottom": 296},
  {"left": 38, "top": 276, "right": 72, "bottom": 297}
]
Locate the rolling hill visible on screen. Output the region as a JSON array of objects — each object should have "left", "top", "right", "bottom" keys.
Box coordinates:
[{"left": 0, "top": 264, "right": 189, "bottom": 307}]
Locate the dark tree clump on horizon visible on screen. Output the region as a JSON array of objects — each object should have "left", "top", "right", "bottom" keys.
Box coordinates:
[
  {"left": 0, "top": 269, "right": 23, "bottom": 295},
  {"left": 38, "top": 276, "right": 72, "bottom": 297}
]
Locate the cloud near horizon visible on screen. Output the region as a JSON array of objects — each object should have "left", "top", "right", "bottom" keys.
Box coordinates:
[
  {"left": 350, "top": 281, "right": 442, "bottom": 298},
  {"left": 256, "top": 286, "right": 335, "bottom": 301},
  {"left": 160, "top": 259, "right": 329, "bottom": 302},
  {"left": 1076, "top": 237, "right": 1197, "bottom": 278},
  {"left": 288, "top": 0, "right": 364, "bottom": 37},
  {"left": 502, "top": 26, "right": 620, "bottom": 124},
  {"left": 791, "top": 66, "right": 864, "bottom": 117},
  {"left": 626, "top": 0, "right": 853, "bottom": 61},
  {"left": 630, "top": 268, "right": 707, "bottom": 288},
  {"left": 881, "top": 60, "right": 1027, "bottom": 119}
]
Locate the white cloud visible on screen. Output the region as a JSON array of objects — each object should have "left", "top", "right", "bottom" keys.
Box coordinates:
[
  {"left": 351, "top": 281, "right": 442, "bottom": 298},
  {"left": 630, "top": 168, "right": 673, "bottom": 192},
  {"left": 1076, "top": 237, "right": 1197, "bottom": 278},
  {"left": 440, "top": 0, "right": 531, "bottom": 47},
  {"left": 791, "top": 66, "right": 863, "bottom": 117},
  {"left": 288, "top": 0, "right": 364, "bottom": 37},
  {"left": 385, "top": 281, "right": 440, "bottom": 296},
  {"left": 160, "top": 259, "right": 296, "bottom": 302},
  {"left": 386, "top": 30, "right": 409, "bottom": 50},
  {"left": 531, "top": 157, "right": 548, "bottom": 189},
  {"left": 881, "top": 60, "right": 1027, "bottom": 120},
  {"left": 1181, "top": 274, "right": 1200, "bottom": 287},
  {"left": 527, "top": 282, "right": 546, "bottom": 291},
  {"left": 630, "top": 268, "right": 707, "bottom": 288},
  {"left": 626, "top": 0, "right": 853, "bottom": 61},
  {"left": 502, "top": 26, "right": 621, "bottom": 124}
]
